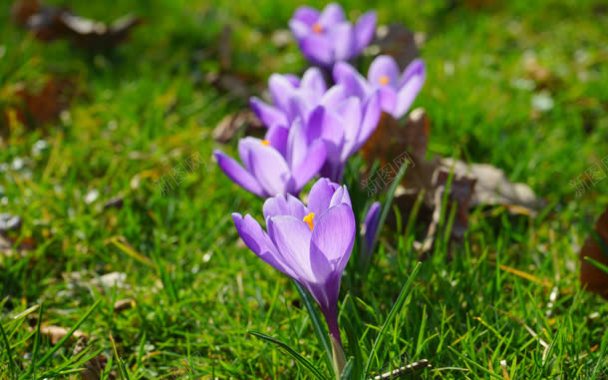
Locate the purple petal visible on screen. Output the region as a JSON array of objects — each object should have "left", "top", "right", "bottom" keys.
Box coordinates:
[
  {"left": 336, "top": 97, "right": 362, "bottom": 162},
  {"left": 368, "top": 55, "right": 400, "bottom": 88},
  {"left": 354, "top": 11, "right": 377, "bottom": 54},
  {"left": 301, "top": 67, "right": 327, "bottom": 98},
  {"left": 267, "top": 215, "right": 316, "bottom": 282},
  {"left": 353, "top": 91, "right": 381, "bottom": 152},
  {"left": 394, "top": 59, "right": 426, "bottom": 118},
  {"left": 378, "top": 86, "right": 397, "bottom": 114},
  {"left": 248, "top": 142, "right": 292, "bottom": 196},
  {"left": 333, "top": 62, "right": 369, "bottom": 100},
  {"left": 307, "top": 106, "right": 344, "bottom": 162},
  {"left": 250, "top": 97, "right": 288, "bottom": 128},
  {"left": 265, "top": 125, "right": 289, "bottom": 157},
  {"left": 299, "top": 34, "right": 334, "bottom": 66},
  {"left": 329, "top": 185, "right": 352, "bottom": 208},
  {"left": 293, "top": 140, "right": 327, "bottom": 190},
  {"left": 289, "top": 20, "right": 310, "bottom": 40},
  {"left": 238, "top": 137, "right": 261, "bottom": 171},
  {"left": 308, "top": 178, "right": 340, "bottom": 215},
  {"left": 214, "top": 150, "right": 265, "bottom": 197},
  {"left": 310, "top": 203, "right": 355, "bottom": 269},
  {"left": 362, "top": 202, "right": 381, "bottom": 254},
  {"left": 319, "top": 3, "right": 346, "bottom": 25},
  {"left": 320, "top": 84, "right": 348, "bottom": 109},
  {"left": 263, "top": 194, "right": 307, "bottom": 220},
  {"left": 232, "top": 213, "right": 295, "bottom": 277},
  {"left": 330, "top": 23, "right": 356, "bottom": 61},
  {"left": 269, "top": 74, "right": 297, "bottom": 111},
  {"left": 292, "top": 6, "right": 320, "bottom": 26},
  {"left": 286, "top": 118, "right": 308, "bottom": 170}
]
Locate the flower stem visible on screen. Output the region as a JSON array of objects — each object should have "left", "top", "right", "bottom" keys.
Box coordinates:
[{"left": 330, "top": 334, "right": 346, "bottom": 380}]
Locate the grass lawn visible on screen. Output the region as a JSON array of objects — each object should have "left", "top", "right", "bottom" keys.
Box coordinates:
[{"left": 1, "top": 0, "right": 608, "bottom": 378}]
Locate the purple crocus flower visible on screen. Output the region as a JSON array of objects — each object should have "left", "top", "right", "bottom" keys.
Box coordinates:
[
  {"left": 334, "top": 55, "right": 426, "bottom": 119},
  {"left": 289, "top": 3, "right": 377, "bottom": 67},
  {"left": 214, "top": 120, "right": 327, "bottom": 197},
  {"left": 312, "top": 92, "right": 382, "bottom": 180},
  {"left": 362, "top": 201, "right": 381, "bottom": 257},
  {"left": 232, "top": 178, "right": 355, "bottom": 347},
  {"left": 250, "top": 67, "right": 347, "bottom": 129}
]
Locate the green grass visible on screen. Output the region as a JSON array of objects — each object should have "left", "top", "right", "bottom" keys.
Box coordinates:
[{"left": 1, "top": 0, "right": 608, "bottom": 378}]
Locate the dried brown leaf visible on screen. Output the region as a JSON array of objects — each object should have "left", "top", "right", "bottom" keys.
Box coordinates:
[
  {"left": 12, "top": 0, "right": 141, "bottom": 51},
  {"left": 580, "top": 208, "right": 608, "bottom": 299},
  {"left": 373, "top": 24, "right": 421, "bottom": 70},
  {"left": 213, "top": 109, "right": 264, "bottom": 143},
  {"left": 40, "top": 325, "right": 87, "bottom": 344}
]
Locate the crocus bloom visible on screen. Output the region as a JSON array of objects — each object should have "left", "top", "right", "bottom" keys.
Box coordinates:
[
  {"left": 310, "top": 92, "right": 381, "bottom": 180},
  {"left": 232, "top": 178, "right": 355, "bottom": 346},
  {"left": 214, "top": 123, "right": 326, "bottom": 197},
  {"left": 250, "top": 67, "right": 347, "bottom": 129},
  {"left": 362, "top": 201, "right": 381, "bottom": 257},
  {"left": 334, "top": 55, "right": 426, "bottom": 119},
  {"left": 289, "top": 3, "right": 377, "bottom": 67}
]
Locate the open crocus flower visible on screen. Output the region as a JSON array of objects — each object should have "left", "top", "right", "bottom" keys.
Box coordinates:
[
  {"left": 232, "top": 178, "right": 355, "bottom": 355},
  {"left": 214, "top": 124, "right": 326, "bottom": 197},
  {"left": 334, "top": 55, "right": 426, "bottom": 119},
  {"left": 312, "top": 92, "right": 382, "bottom": 180},
  {"left": 289, "top": 3, "right": 377, "bottom": 67},
  {"left": 250, "top": 67, "right": 347, "bottom": 129}
]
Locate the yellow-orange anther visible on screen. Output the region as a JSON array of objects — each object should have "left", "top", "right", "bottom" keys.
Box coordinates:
[
  {"left": 303, "top": 212, "right": 315, "bottom": 231},
  {"left": 312, "top": 22, "right": 323, "bottom": 34},
  {"left": 378, "top": 75, "right": 390, "bottom": 86},
  {"left": 261, "top": 139, "right": 271, "bottom": 146}
]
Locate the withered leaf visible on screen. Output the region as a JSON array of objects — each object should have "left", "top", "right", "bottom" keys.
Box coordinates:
[
  {"left": 12, "top": 0, "right": 141, "bottom": 51},
  {"left": 0, "top": 213, "right": 22, "bottom": 235},
  {"left": 373, "top": 24, "right": 422, "bottom": 70},
  {"left": 580, "top": 208, "right": 608, "bottom": 299},
  {"left": 440, "top": 158, "right": 544, "bottom": 214},
  {"left": 40, "top": 324, "right": 87, "bottom": 344},
  {"left": 3, "top": 76, "right": 78, "bottom": 130},
  {"left": 364, "top": 109, "right": 542, "bottom": 256},
  {"left": 213, "top": 109, "right": 264, "bottom": 143},
  {"left": 113, "top": 298, "right": 135, "bottom": 313}
]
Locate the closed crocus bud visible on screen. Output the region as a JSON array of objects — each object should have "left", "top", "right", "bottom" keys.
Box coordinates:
[{"left": 289, "top": 3, "right": 377, "bottom": 67}]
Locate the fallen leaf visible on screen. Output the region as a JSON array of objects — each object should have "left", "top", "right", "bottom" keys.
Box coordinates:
[
  {"left": 213, "top": 109, "right": 264, "bottom": 143},
  {"left": 12, "top": 0, "right": 141, "bottom": 51},
  {"left": 373, "top": 24, "right": 422, "bottom": 70},
  {"left": 580, "top": 208, "right": 608, "bottom": 299},
  {"left": 440, "top": 158, "right": 544, "bottom": 213},
  {"left": 363, "top": 109, "right": 542, "bottom": 256},
  {"left": 113, "top": 298, "right": 135, "bottom": 313},
  {"left": 103, "top": 196, "right": 124, "bottom": 210},
  {"left": 40, "top": 325, "right": 87, "bottom": 344},
  {"left": 3, "top": 76, "right": 78, "bottom": 130},
  {"left": 0, "top": 213, "right": 22, "bottom": 235}
]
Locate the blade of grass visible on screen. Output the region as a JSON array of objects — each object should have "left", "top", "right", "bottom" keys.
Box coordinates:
[
  {"left": 294, "top": 281, "right": 333, "bottom": 371},
  {"left": 584, "top": 256, "right": 608, "bottom": 275},
  {"left": 27, "top": 303, "right": 44, "bottom": 378},
  {"left": 0, "top": 320, "right": 17, "bottom": 380},
  {"left": 363, "top": 262, "right": 422, "bottom": 376},
  {"left": 249, "top": 330, "right": 326, "bottom": 380},
  {"left": 37, "top": 299, "right": 101, "bottom": 367}
]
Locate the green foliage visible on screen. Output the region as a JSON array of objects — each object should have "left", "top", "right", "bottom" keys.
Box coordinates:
[{"left": 1, "top": 0, "right": 608, "bottom": 378}]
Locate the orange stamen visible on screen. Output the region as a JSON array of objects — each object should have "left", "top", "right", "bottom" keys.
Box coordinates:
[
  {"left": 379, "top": 75, "right": 390, "bottom": 86},
  {"left": 303, "top": 212, "right": 315, "bottom": 231},
  {"left": 312, "top": 22, "right": 323, "bottom": 34},
  {"left": 261, "top": 139, "right": 270, "bottom": 146}
]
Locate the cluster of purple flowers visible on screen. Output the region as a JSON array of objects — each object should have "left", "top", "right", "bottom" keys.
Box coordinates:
[{"left": 214, "top": 3, "right": 425, "bottom": 375}]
